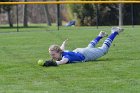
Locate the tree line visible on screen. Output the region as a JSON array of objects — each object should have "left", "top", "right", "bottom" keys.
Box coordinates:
[
  {"left": 0, "top": 0, "right": 140, "bottom": 27},
  {"left": 0, "top": 0, "right": 53, "bottom": 27},
  {"left": 69, "top": 3, "right": 140, "bottom": 26}
]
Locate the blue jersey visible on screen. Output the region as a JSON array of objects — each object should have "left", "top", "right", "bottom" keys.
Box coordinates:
[{"left": 62, "top": 51, "right": 85, "bottom": 63}]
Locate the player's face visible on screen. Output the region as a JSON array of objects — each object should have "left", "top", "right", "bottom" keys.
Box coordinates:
[{"left": 49, "top": 50, "right": 61, "bottom": 60}]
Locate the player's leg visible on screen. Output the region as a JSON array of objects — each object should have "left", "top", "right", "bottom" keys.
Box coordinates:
[
  {"left": 100, "top": 27, "right": 124, "bottom": 53},
  {"left": 87, "top": 31, "right": 108, "bottom": 48}
]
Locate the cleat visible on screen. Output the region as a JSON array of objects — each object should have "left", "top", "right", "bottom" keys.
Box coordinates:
[
  {"left": 111, "top": 27, "right": 124, "bottom": 34},
  {"left": 98, "top": 31, "right": 108, "bottom": 37}
]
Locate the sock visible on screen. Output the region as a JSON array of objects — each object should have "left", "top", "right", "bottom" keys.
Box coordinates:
[
  {"left": 108, "top": 32, "right": 118, "bottom": 41},
  {"left": 103, "top": 32, "right": 118, "bottom": 48},
  {"left": 88, "top": 36, "right": 102, "bottom": 48}
]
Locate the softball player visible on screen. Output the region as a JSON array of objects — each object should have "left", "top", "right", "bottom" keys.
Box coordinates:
[{"left": 42, "top": 27, "right": 124, "bottom": 67}]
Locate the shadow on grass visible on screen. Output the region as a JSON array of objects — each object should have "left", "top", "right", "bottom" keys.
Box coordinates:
[
  {"left": 0, "top": 26, "right": 47, "bottom": 29},
  {"left": 0, "top": 25, "right": 51, "bottom": 33}
]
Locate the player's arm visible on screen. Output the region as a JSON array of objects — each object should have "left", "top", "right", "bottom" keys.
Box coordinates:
[
  {"left": 56, "top": 57, "right": 69, "bottom": 65},
  {"left": 60, "top": 39, "right": 68, "bottom": 51}
]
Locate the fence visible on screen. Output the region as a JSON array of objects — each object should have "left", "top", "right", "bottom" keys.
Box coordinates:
[
  {"left": 0, "top": 1, "right": 140, "bottom": 32},
  {"left": 1, "top": 1, "right": 140, "bottom": 4}
]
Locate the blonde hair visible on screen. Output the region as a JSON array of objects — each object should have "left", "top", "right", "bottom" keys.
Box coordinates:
[{"left": 49, "top": 45, "right": 63, "bottom": 53}]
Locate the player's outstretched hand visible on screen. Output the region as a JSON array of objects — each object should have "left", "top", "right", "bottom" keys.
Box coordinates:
[{"left": 63, "top": 39, "right": 68, "bottom": 43}]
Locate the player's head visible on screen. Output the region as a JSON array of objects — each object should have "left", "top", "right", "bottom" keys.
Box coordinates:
[{"left": 49, "top": 45, "right": 63, "bottom": 60}]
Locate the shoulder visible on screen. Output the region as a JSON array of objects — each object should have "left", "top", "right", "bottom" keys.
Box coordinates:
[{"left": 62, "top": 51, "right": 73, "bottom": 58}]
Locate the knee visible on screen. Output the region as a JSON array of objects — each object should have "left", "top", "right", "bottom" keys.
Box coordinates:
[{"left": 98, "top": 47, "right": 109, "bottom": 54}]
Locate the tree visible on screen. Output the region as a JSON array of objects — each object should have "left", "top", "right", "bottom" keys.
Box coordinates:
[
  {"left": 123, "top": 4, "right": 140, "bottom": 25},
  {"left": 69, "top": 4, "right": 95, "bottom": 26},
  {"left": 0, "top": 0, "right": 15, "bottom": 27},
  {"left": 23, "top": 0, "right": 28, "bottom": 27},
  {"left": 43, "top": 0, "right": 51, "bottom": 26},
  {"left": 69, "top": 3, "right": 119, "bottom": 26},
  {"left": 119, "top": 4, "right": 123, "bottom": 27}
]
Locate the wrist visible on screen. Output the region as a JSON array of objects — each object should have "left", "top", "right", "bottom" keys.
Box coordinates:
[{"left": 56, "top": 61, "right": 61, "bottom": 65}]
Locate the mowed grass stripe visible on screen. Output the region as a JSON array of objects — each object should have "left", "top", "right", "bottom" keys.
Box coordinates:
[{"left": 0, "top": 26, "right": 139, "bottom": 93}]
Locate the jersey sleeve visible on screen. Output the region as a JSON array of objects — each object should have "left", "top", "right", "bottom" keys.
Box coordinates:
[{"left": 63, "top": 55, "right": 70, "bottom": 62}]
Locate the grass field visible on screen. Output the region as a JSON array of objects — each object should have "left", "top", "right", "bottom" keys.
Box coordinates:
[{"left": 0, "top": 26, "right": 139, "bottom": 93}]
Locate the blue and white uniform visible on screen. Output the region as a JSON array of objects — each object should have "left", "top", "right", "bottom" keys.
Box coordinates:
[
  {"left": 62, "top": 51, "right": 85, "bottom": 63},
  {"left": 62, "top": 32, "right": 118, "bottom": 63}
]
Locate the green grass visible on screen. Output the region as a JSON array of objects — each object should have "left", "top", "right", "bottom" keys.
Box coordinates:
[{"left": 0, "top": 26, "right": 139, "bottom": 93}]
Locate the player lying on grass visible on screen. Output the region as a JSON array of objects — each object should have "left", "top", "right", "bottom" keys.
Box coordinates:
[{"left": 38, "top": 27, "right": 124, "bottom": 67}]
